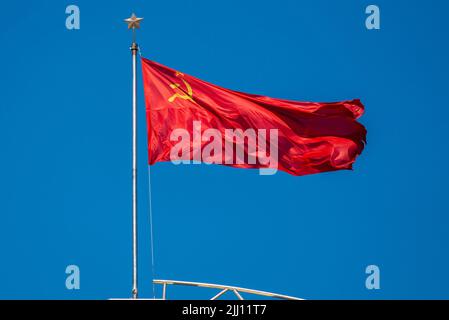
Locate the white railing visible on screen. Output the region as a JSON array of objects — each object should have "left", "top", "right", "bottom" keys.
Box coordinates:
[{"left": 153, "top": 279, "right": 303, "bottom": 300}]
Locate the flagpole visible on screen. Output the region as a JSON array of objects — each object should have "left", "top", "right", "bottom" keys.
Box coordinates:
[
  {"left": 131, "top": 40, "right": 138, "bottom": 300},
  {"left": 125, "top": 13, "right": 143, "bottom": 300}
]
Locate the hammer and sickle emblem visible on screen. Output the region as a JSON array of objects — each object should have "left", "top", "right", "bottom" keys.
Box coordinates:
[{"left": 168, "top": 72, "right": 194, "bottom": 103}]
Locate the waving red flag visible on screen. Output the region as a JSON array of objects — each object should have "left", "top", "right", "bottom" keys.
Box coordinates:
[{"left": 141, "top": 57, "right": 366, "bottom": 176}]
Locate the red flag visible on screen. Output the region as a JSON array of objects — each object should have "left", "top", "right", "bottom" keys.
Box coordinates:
[{"left": 141, "top": 57, "right": 366, "bottom": 176}]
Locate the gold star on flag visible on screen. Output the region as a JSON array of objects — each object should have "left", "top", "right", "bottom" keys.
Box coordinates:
[{"left": 124, "top": 13, "right": 143, "bottom": 29}]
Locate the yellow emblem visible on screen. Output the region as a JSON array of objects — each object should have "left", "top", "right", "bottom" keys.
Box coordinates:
[{"left": 168, "top": 72, "right": 194, "bottom": 103}]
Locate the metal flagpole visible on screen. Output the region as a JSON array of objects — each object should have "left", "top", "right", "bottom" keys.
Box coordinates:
[{"left": 124, "top": 13, "right": 143, "bottom": 300}]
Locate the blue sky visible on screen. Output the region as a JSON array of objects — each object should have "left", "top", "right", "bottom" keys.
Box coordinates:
[{"left": 1, "top": 0, "right": 449, "bottom": 299}]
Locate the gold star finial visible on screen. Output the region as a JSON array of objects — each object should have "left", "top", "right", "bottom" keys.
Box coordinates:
[{"left": 124, "top": 13, "right": 143, "bottom": 29}]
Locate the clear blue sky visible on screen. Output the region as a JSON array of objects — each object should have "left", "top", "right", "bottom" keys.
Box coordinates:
[{"left": 1, "top": 0, "right": 449, "bottom": 299}]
